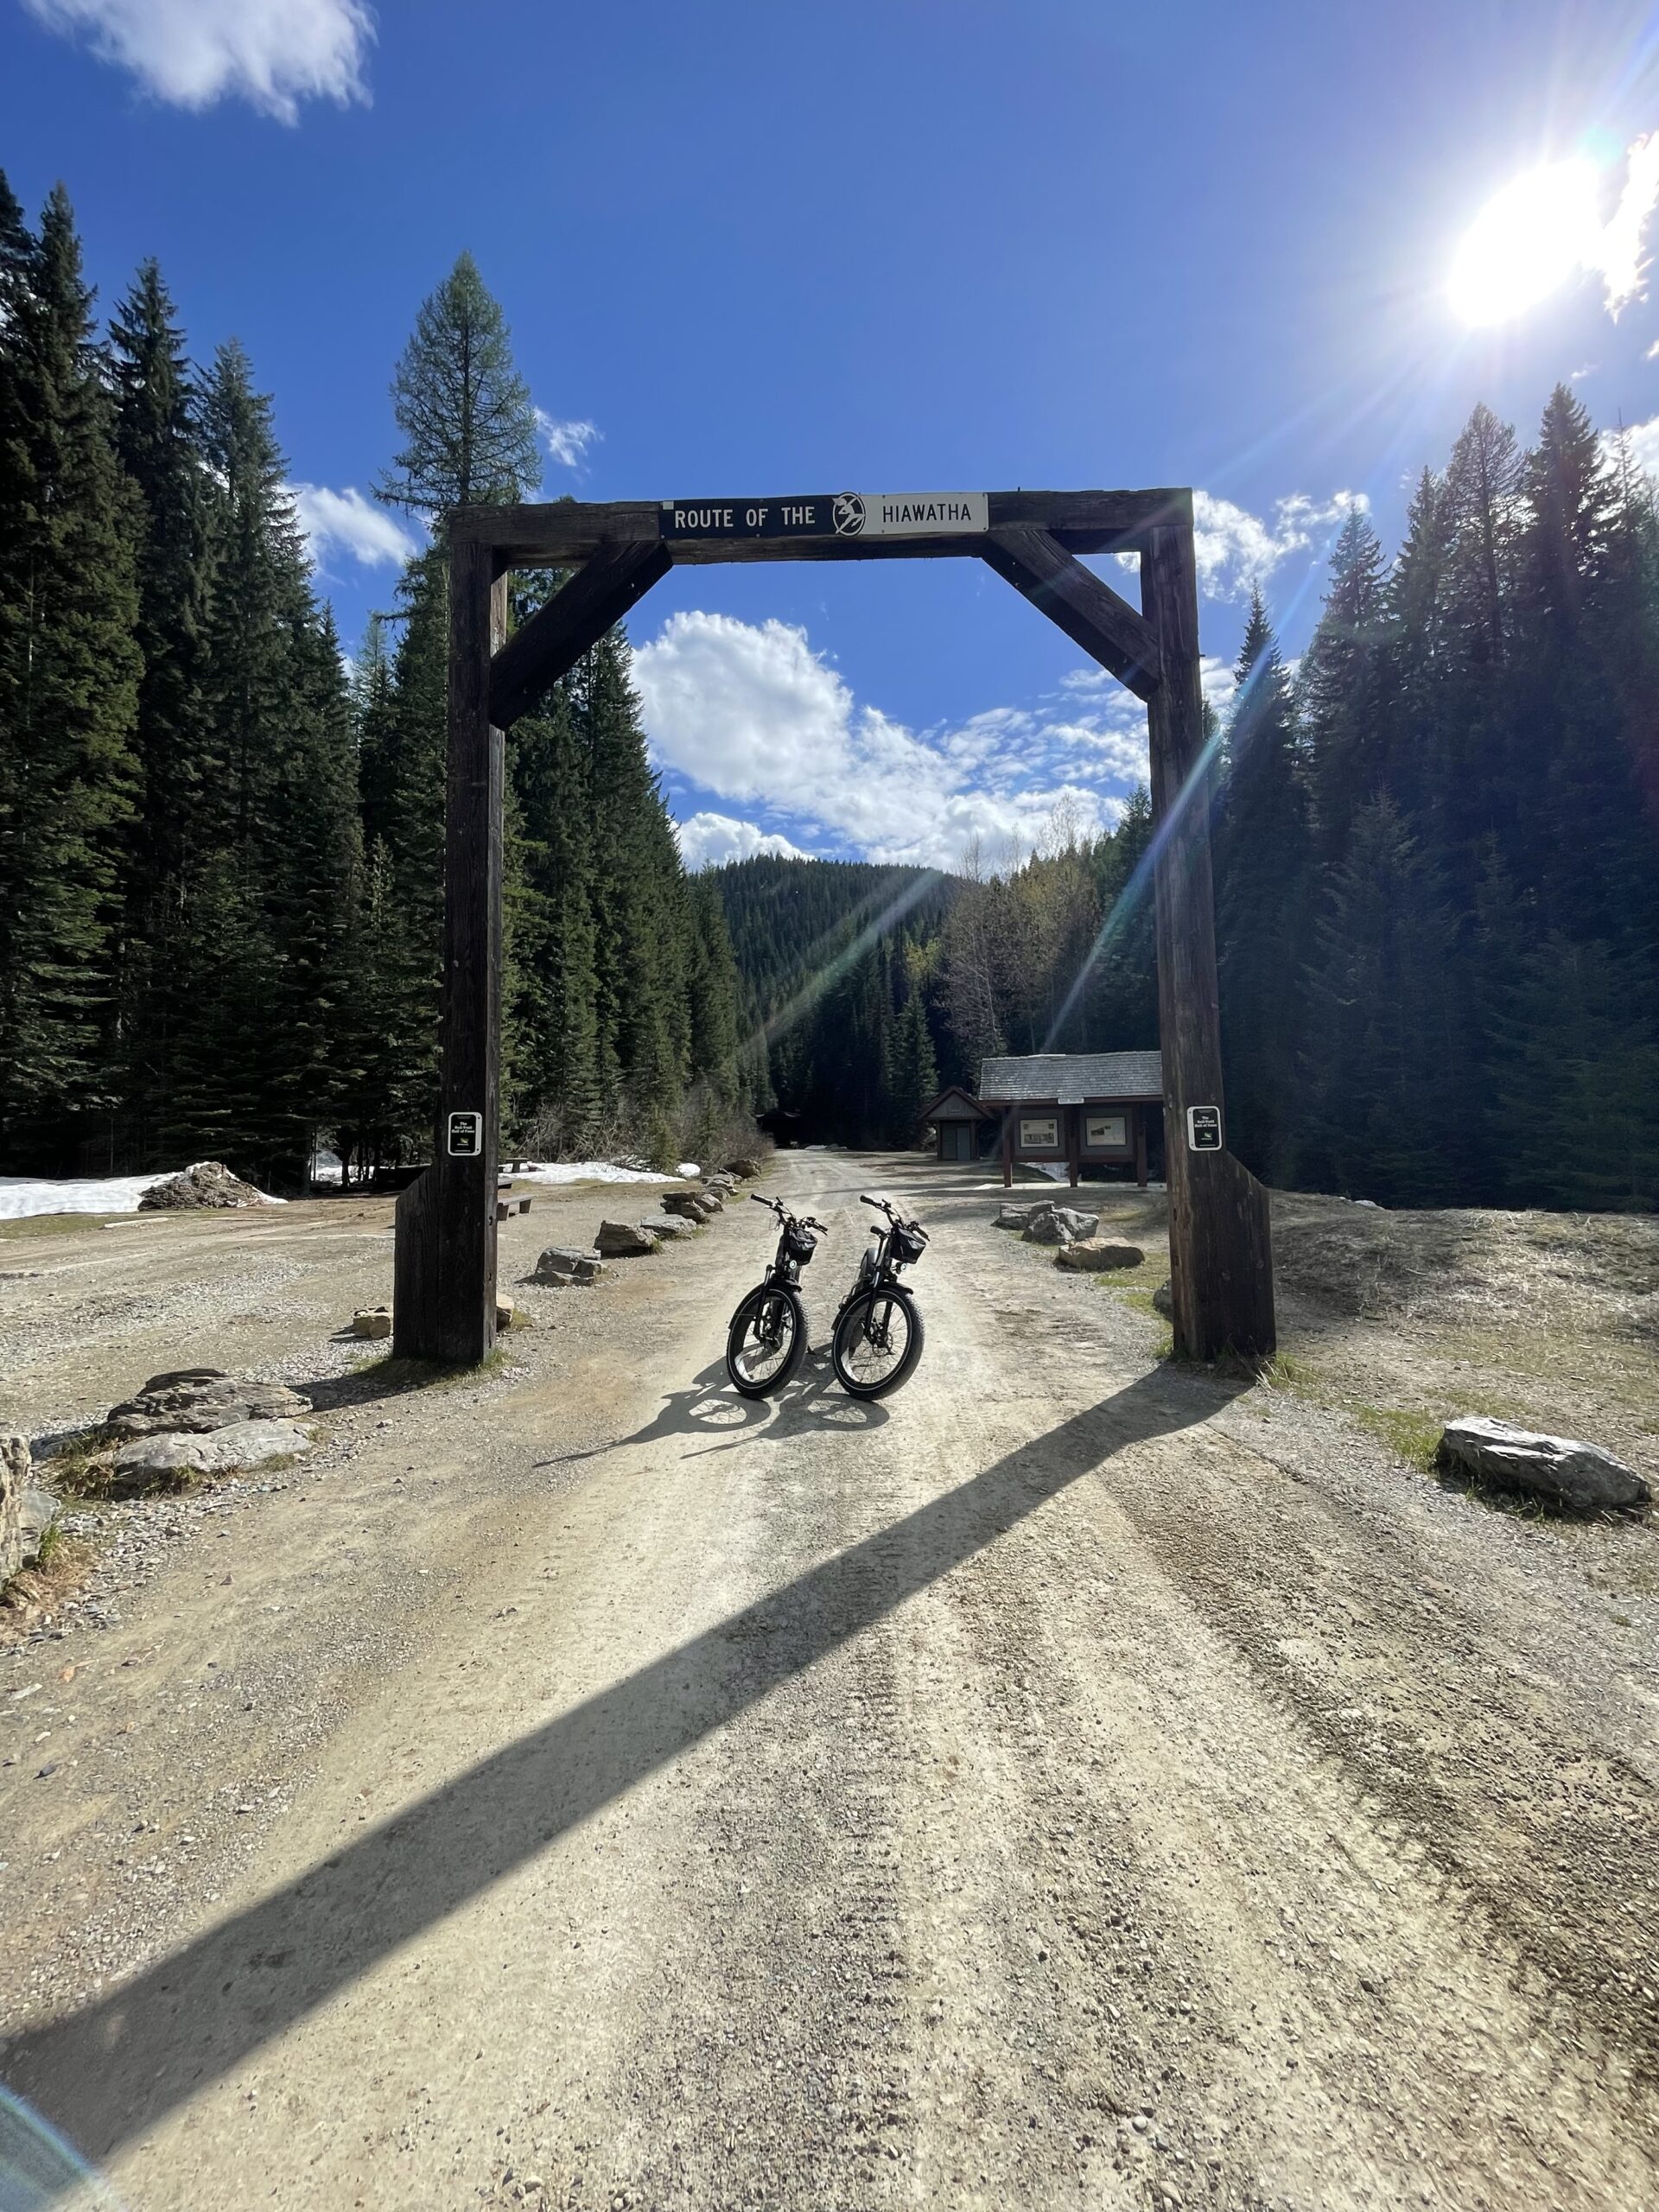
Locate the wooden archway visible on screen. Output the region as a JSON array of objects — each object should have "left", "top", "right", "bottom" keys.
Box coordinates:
[{"left": 392, "top": 489, "right": 1275, "bottom": 1364}]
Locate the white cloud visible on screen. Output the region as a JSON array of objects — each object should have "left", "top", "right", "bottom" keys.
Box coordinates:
[
  {"left": 1592, "top": 132, "right": 1659, "bottom": 317},
  {"left": 674, "top": 813, "right": 807, "bottom": 869},
  {"left": 535, "top": 410, "right": 601, "bottom": 471},
  {"left": 633, "top": 610, "right": 1135, "bottom": 869},
  {"left": 1109, "top": 488, "right": 1367, "bottom": 605},
  {"left": 24, "top": 0, "right": 373, "bottom": 122},
  {"left": 290, "top": 484, "right": 418, "bottom": 571},
  {"left": 1192, "top": 488, "right": 1368, "bottom": 602}
]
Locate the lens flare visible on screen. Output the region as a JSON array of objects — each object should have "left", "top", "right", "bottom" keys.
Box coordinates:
[{"left": 1448, "top": 159, "right": 1603, "bottom": 325}]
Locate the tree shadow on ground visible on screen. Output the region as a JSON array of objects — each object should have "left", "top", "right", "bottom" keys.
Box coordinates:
[{"left": 2, "top": 1363, "right": 1237, "bottom": 2165}]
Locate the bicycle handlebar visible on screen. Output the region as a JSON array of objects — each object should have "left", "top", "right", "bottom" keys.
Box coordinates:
[{"left": 750, "top": 1192, "right": 829, "bottom": 1236}]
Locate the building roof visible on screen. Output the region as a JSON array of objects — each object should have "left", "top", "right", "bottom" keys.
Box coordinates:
[
  {"left": 978, "top": 1051, "right": 1163, "bottom": 1103},
  {"left": 920, "top": 1084, "right": 989, "bottom": 1122}
]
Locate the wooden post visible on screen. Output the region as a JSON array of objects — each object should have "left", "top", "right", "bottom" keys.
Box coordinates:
[
  {"left": 1067, "top": 1106, "right": 1080, "bottom": 1188},
  {"left": 1001, "top": 1123, "right": 1014, "bottom": 1189},
  {"left": 1141, "top": 520, "right": 1275, "bottom": 1359},
  {"left": 393, "top": 534, "right": 506, "bottom": 1364},
  {"left": 1133, "top": 1105, "right": 1148, "bottom": 1190}
]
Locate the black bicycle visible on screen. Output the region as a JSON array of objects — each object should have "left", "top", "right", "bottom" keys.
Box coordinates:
[
  {"left": 724, "top": 1193, "right": 829, "bottom": 1397},
  {"left": 830, "top": 1193, "right": 929, "bottom": 1400}
]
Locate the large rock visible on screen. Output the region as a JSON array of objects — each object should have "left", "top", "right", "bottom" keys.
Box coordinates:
[
  {"left": 651, "top": 1216, "right": 695, "bottom": 1241},
  {"left": 703, "top": 1173, "right": 738, "bottom": 1194},
  {"left": 995, "top": 1204, "right": 1040, "bottom": 1230},
  {"left": 723, "top": 1156, "right": 764, "bottom": 1179},
  {"left": 660, "top": 1190, "right": 712, "bottom": 1221},
  {"left": 1, "top": 1431, "right": 27, "bottom": 1584},
  {"left": 20, "top": 1487, "right": 60, "bottom": 1558},
  {"left": 352, "top": 1306, "right": 392, "bottom": 1339},
  {"left": 694, "top": 1189, "right": 725, "bottom": 1214},
  {"left": 108, "top": 1368, "right": 311, "bottom": 1436},
  {"left": 1056, "top": 1239, "right": 1145, "bottom": 1273},
  {"left": 138, "top": 1160, "right": 276, "bottom": 1211},
  {"left": 533, "top": 1245, "right": 605, "bottom": 1286},
  {"left": 1021, "top": 1204, "right": 1100, "bottom": 1248},
  {"left": 1435, "top": 1417, "right": 1650, "bottom": 1513},
  {"left": 113, "top": 1419, "right": 313, "bottom": 1484},
  {"left": 595, "top": 1220, "right": 662, "bottom": 1258}
]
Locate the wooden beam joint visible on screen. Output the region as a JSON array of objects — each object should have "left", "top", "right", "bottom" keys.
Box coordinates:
[
  {"left": 486, "top": 538, "right": 671, "bottom": 728},
  {"left": 981, "top": 525, "right": 1161, "bottom": 702}
]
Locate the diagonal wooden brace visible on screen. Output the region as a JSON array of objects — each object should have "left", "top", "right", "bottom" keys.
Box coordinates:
[
  {"left": 487, "top": 538, "right": 672, "bottom": 728},
  {"left": 982, "top": 524, "right": 1161, "bottom": 702}
]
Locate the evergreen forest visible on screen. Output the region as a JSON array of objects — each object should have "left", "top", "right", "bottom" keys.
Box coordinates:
[
  {"left": 3, "top": 169, "right": 1656, "bottom": 1215},
  {"left": 0, "top": 175, "right": 744, "bottom": 1187},
  {"left": 717, "top": 396, "right": 1659, "bottom": 1212}
]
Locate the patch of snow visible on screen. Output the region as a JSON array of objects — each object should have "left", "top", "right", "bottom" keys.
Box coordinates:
[
  {"left": 677, "top": 1160, "right": 700, "bottom": 1178},
  {"left": 508, "top": 1160, "right": 692, "bottom": 1187},
  {"left": 0, "top": 1169, "right": 283, "bottom": 1222},
  {"left": 310, "top": 1149, "right": 344, "bottom": 1185},
  {"left": 1035, "top": 1162, "right": 1070, "bottom": 1183}
]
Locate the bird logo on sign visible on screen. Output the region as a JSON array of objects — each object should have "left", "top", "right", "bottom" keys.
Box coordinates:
[{"left": 833, "top": 493, "right": 866, "bottom": 536}]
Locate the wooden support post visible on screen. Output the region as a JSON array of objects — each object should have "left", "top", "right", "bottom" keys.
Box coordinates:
[
  {"left": 1141, "top": 523, "right": 1274, "bottom": 1359},
  {"left": 1001, "top": 1124, "right": 1014, "bottom": 1189},
  {"left": 394, "top": 534, "right": 507, "bottom": 1364},
  {"left": 1134, "top": 1105, "right": 1148, "bottom": 1190},
  {"left": 1067, "top": 1106, "right": 1080, "bottom": 1188}
]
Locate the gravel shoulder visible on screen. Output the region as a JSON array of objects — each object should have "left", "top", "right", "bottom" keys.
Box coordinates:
[{"left": 3, "top": 1159, "right": 1657, "bottom": 2211}]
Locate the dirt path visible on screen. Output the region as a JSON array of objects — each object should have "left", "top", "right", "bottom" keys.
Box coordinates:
[{"left": 3, "top": 1155, "right": 1657, "bottom": 2210}]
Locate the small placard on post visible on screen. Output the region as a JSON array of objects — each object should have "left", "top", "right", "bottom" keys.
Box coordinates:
[
  {"left": 447, "top": 1110, "right": 484, "bottom": 1158},
  {"left": 1185, "top": 1105, "right": 1223, "bottom": 1153}
]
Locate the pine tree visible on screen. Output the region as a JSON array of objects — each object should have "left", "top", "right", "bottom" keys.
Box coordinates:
[
  {"left": 0, "top": 180, "right": 141, "bottom": 1166},
  {"left": 107, "top": 257, "right": 211, "bottom": 1157},
  {"left": 1215, "top": 588, "right": 1311, "bottom": 1182},
  {"left": 378, "top": 251, "right": 541, "bottom": 514},
  {"left": 1299, "top": 506, "right": 1388, "bottom": 863}
]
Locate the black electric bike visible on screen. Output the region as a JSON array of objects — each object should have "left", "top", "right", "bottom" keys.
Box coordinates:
[
  {"left": 830, "top": 1192, "right": 929, "bottom": 1400},
  {"left": 724, "top": 1192, "right": 830, "bottom": 1398}
]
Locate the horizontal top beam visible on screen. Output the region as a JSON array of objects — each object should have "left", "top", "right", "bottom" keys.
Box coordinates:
[{"left": 449, "top": 487, "right": 1192, "bottom": 567}]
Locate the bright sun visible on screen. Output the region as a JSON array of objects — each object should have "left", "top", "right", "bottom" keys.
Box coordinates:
[{"left": 1448, "top": 159, "right": 1604, "bottom": 324}]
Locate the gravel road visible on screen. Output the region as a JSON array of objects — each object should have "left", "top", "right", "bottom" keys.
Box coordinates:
[{"left": 3, "top": 1154, "right": 1657, "bottom": 2211}]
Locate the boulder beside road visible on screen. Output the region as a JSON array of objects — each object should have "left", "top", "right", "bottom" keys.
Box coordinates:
[
  {"left": 108, "top": 1368, "right": 310, "bottom": 1435},
  {"left": 1436, "top": 1416, "right": 1649, "bottom": 1513},
  {"left": 595, "top": 1220, "right": 662, "bottom": 1258},
  {"left": 1022, "top": 1204, "right": 1100, "bottom": 1247},
  {"left": 114, "top": 1418, "right": 314, "bottom": 1482},
  {"left": 533, "top": 1246, "right": 605, "bottom": 1286},
  {"left": 1056, "top": 1240, "right": 1145, "bottom": 1272}
]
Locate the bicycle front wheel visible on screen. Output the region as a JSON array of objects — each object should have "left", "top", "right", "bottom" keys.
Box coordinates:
[
  {"left": 726, "top": 1286, "right": 807, "bottom": 1398},
  {"left": 831, "top": 1287, "right": 924, "bottom": 1400}
]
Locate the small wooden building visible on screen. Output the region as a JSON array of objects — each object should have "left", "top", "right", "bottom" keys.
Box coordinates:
[
  {"left": 920, "top": 1084, "right": 993, "bottom": 1162},
  {"left": 979, "top": 1051, "right": 1163, "bottom": 1188}
]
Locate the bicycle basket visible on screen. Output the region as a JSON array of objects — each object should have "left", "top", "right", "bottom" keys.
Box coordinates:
[
  {"left": 785, "top": 1222, "right": 818, "bottom": 1263},
  {"left": 892, "top": 1220, "right": 928, "bottom": 1266}
]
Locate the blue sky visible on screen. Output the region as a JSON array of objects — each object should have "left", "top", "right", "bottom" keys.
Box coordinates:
[{"left": 5, "top": 0, "right": 1659, "bottom": 868}]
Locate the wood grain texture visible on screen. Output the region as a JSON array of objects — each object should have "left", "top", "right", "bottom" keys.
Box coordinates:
[
  {"left": 488, "top": 541, "right": 671, "bottom": 728},
  {"left": 1141, "top": 523, "right": 1275, "bottom": 1359},
  {"left": 448, "top": 488, "right": 1191, "bottom": 567},
  {"left": 392, "top": 536, "right": 505, "bottom": 1366},
  {"left": 981, "top": 525, "right": 1161, "bottom": 701}
]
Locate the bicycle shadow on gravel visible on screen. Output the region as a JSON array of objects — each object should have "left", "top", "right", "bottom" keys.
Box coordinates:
[
  {"left": 538, "top": 1356, "right": 887, "bottom": 1468},
  {"left": 3, "top": 1362, "right": 1231, "bottom": 2168}
]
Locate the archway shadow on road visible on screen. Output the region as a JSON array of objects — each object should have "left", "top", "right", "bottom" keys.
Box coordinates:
[
  {"left": 3, "top": 1362, "right": 1235, "bottom": 2165},
  {"left": 537, "top": 1355, "right": 887, "bottom": 1469}
]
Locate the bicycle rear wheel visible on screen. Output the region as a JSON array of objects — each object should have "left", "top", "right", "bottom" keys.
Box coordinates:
[
  {"left": 831, "top": 1287, "right": 924, "bottom": 1400},
  {"left": 726, "top": 1286, "right": 807, "bottom": 1398}
]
